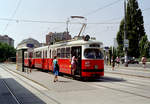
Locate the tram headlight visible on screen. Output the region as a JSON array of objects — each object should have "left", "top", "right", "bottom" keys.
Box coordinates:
[
  {"left": 85, "top": 61, "right": 90, "bottom": 67},
  {"left": 94, "top": 65, "right": 98, "bottom": 69}
]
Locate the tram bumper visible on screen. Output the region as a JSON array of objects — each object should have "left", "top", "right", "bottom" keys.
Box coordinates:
[{"left": 82, "top": 69, "right": 104, "bottom": 78}]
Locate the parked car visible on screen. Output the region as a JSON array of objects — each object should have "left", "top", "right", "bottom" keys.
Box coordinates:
[{"left": 121, "top": 56, "right": 139, "bottom": 64}]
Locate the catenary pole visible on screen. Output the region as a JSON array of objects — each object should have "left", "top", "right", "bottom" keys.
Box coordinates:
[{"left": 124, "top": 0, "right": 128, "bottom": 67}]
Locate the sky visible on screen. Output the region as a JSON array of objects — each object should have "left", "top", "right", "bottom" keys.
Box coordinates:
[{"left": 0, "top": 0, "right": 150, "bottom": 47}]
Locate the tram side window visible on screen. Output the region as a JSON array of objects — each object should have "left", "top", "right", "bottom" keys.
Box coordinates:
[
  {"left": 29, "top": 52, "right": 33, "bottom": 58},
  {"left": 66, "top": 47, "right": 71, "bottom": 58},
  {"left": 43, "top": 51, "right": 44, "bottom": 58},
  {"left": 49, "top": 50, "right": 51, "bottom": 58},
  {"left": 33, "top": 52, "right": 36, "bottom": 58},
  {"left": 61, "top": 48, "right": 65, "bottom": 58},
  {"left": 24, "top": 53, "right": 27, "bottom": 58},
  {"left": 52, "top": 50, "right": 56, "bottom": 58},
  {"left": 45, "top": 50, "right": 47, "bottom": 58},
  {"left": 57, "top": 48, "right": 61, "bottom": 58},
  {"left": 36, "top": 51, "right": 42, "bottom": 58}
]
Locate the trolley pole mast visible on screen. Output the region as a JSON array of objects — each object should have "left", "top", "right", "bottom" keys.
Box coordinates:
[
  {"left": 124, "top": 0, "right": 128, "bottom": 67},
  {"left": 66, "top": 18, "right": 69, "bottom": 35}
]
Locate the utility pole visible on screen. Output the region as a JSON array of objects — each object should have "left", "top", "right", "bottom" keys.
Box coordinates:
[
  {"left": 124, "top": 0, "right": 128, "bottom": 67},
  {"left": 66, "top": 18, "right": 69, "bottom": 35}
]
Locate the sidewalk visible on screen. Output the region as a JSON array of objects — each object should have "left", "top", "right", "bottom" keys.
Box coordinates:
[
  {"left": 105, "top": 63, "right": 150, "bottom": 71},
  {"left": 104, "top": 64, "right": 150, "bottom": 78},
  {"left": 4, "top": 63, "right": 94, "bottom": 92}
]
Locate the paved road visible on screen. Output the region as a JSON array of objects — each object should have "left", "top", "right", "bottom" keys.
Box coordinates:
[
  {"left": 0, "top": 64, "right": 56, "bottom": 104},
  {"left": 1, "top": 63, "right": 150, "bottom": 104}
]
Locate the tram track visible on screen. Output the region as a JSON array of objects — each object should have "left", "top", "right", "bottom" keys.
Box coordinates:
[
  {"left": 105, "top": 70, "right": 150, "bottom": 79},
  {"left": 84, "top": 73, "right": 150, "bottom": 100},
  {"left": 2, "top": 64, "right": 150, "bottom": 101},
  {"left": 100, "top": 77, "right": 150, "bottom": 91},
  {"left": 91, "top": 82, "right": 150, "bottom": 99},
  {"left": 104, "top": 70, "right": 150, "bottom": 88},
  {"left": 1, "top": 79, "right": 22, "bottom": 104},
  {"left": 1, "top": 64, "right": 61, "bottom": 104}
]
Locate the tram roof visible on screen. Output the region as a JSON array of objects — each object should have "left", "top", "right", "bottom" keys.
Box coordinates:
[
  {"left": 33, "top": 45, "right": 49, "bottom": 51},
  {"left": 33, "top": 39, "right": 103, "bottom": 51},
  {"left": 51, "top": 39, "right": 103, "bottom": 48}
]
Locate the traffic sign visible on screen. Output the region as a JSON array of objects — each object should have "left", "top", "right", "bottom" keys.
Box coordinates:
[{"left": 124, "top": 39, "right": 129, "bottom": 48}]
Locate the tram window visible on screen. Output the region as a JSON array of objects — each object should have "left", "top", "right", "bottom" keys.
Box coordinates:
[
  {"left": 61, "top": 48, "right": 65, "bottom": 58},
  {"left": 36, "top": 51, "right": 42, "bottom": 58},
  {"left": 52, "top": 50, "right": 56, "bottom": 58},
  {"left": 33, "top": 52, "right": 36, "bottom": 58},
  {"left": 45, "top": 50, "right": 47, "bottom": 58},
  {"left": 43, "top": 51, "right": 44, "bottom": 58},
  {"left": 66, "top": 47, "right": 71, "bottom": 58},
  {"left": 84, "top": 49, "right": 103, "bottom": 59},
  {"left": 24, "top": 53, "right": 27, "bottom": 58},
  {"left": 39, "top": 51, "right": 42, "bottom": 58},
  {"left": 35, "top": 52, "right": 38, "bottom": 58},
  {"left": 29, "top": 52, "right": 33, "bottom": 58},
  {"left": 49, "top": 50, "right": 51, "bottom": 58},
  {"left": 57, "top": 48, "right": 61, "bottom": 58}
]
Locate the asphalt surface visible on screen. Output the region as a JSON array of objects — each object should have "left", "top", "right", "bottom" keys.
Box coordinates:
[
  {"left": 0, "top": 65, "right": 47, "bottom": 104},
  {"left": 1, "top": 63, "right": 150, "bottom": 104}
]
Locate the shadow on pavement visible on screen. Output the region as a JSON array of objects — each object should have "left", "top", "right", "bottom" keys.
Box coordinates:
[
  {"left": 0, "top": 78, "right": 46, "bottom": 104},
  {"left": 83, "top": 76, "right": 126, "bottom": 82}
]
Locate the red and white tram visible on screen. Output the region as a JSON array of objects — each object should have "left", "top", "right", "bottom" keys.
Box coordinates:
[{"left": 24, "top": 37, "right": 104, "bottom": 78}]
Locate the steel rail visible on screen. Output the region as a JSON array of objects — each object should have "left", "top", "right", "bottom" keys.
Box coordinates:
[
  {"left": 2, "top": 79, "right": 22, "bottom": 104},
  {"left": 1, "top": 64, "right": 61, "bottom": 104}
]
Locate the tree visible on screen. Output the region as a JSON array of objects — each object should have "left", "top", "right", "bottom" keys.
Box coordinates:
[
  {"left": 117, "top": 0, "right": 146, "bottom": 58},
  {"left": 116, "top": 20, "right": 124, "bottom": 57},
  {"left": 139, "top": 35, "right": 149, "bottom": 58},
  {"left": 0, "top": 42, "right": 16, "bottom": 62}
]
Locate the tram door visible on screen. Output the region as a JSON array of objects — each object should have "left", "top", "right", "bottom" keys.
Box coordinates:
[{"left": 71, "top": 46, "right": 82, "bottom": 76}]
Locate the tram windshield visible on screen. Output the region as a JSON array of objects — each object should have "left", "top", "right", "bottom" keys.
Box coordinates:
[{"left": 84, "top": 49, "right": 103, "bottom": 59}]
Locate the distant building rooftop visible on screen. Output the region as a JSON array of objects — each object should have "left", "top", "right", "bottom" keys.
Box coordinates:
[{"left": 17, "top": 38, "right": 40, "bottom": 50}]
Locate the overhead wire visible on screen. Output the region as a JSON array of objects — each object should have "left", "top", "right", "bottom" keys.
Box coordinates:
[
  {"left": 83, "top": 0, "right": 122, "bottom": 16},
  {"left": 0, "top": 17, "right": 121, "bottom": 24},
  {"left": 3, "top": 0, "right": 22, "bottom": 33}
]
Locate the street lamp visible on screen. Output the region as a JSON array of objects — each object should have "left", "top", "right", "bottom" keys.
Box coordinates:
[{"left": 124, "top": 0, "right": 128, "bottom": 67}]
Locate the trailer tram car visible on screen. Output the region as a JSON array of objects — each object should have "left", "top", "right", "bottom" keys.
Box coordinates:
[
  {"left": 27, "top": 38, "right": 104, "bottom": 79},
  {"left": 24, "top": 50, "right": 34, "bottom": 68}
]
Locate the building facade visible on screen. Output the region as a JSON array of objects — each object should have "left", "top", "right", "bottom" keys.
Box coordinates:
[
  {"left": 16, "top": 38, "right": 41, "bottom": 50},
  {"left": 0, "top": 35, "right": 14, "bottom": 47},
  {"left": 46, "top": 32, "right": 71, "bottom": 45}
]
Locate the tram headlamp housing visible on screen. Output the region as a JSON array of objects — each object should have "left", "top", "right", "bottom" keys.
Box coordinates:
[{"left": 94, "top": 65, "right": 98, "bottom": 69}]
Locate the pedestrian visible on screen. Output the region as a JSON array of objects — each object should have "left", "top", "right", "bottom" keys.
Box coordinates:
[
  {"left": 53, "top": 56, "right": 59, "bottom": 82},
  {"left": 111, "top": 56, "right": 115, "bottom": 70},
  {"left": 116, "top": 56, "right": 120, "bottom": 67},
  {"left": 105, "top": 56, "right": 109, "bottom": 65},
  {"left": 29, "top": 59, "right": 32, "bottom": 73},
  {"left": 71, "top": 55, "right": 77, "bottom": 76},
  {"left": 141, "top": 56, "right": 146, "bottom": 68}
]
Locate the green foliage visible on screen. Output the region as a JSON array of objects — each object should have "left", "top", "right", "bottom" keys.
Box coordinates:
[
  {"left": 0, "top": 42, "right": 16, "bottom": 62},
  {"left": 109, "top": 46, "right": 117, "bottom": 59},
  {"left": 139, "top": 35, "right": 150, "bottom": 57},
  {"left": 116, "top": 0, "right": 146, "bottom": 58},
  {"left": 117, "top": 19, "right": 124, "bottom": 57}
]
